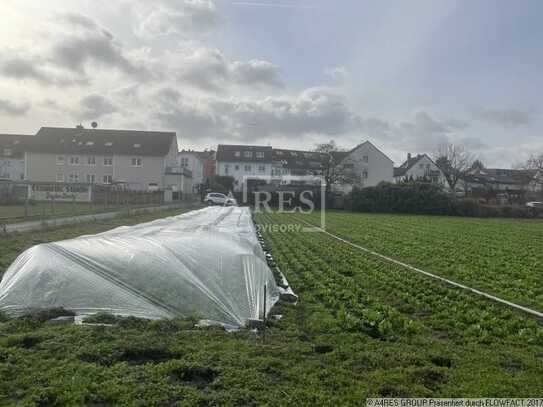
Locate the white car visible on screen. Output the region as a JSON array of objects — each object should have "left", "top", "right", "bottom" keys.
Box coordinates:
[
  {"left": 204, "top": 193, "right": 237, "bottom": 206},
  {"left": 526, "top": 201, "right": 543, "bottom": 209}
]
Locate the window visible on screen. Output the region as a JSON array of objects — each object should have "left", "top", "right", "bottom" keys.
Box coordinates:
[
  {"left": 244, "top": 164, "right": 252, "bottom": 172},
  {"left": 235, "top": 165, "right": 239, "bottom": 170},
  {"left": 419, "top": 164, "right": 424, "bottom": 169},
  {"left": 256, "top": 151, "right": 265, "bottom": 159},
  {"left": 87, "top": 156, "right": 96, "bottom": 166},
  {"left": 103, "top": 175, "right": 113, "bottom": 184},
  {"left": 244, "top": 151, "right": 252, "bottom": 158},
  {"left": 133, "top": 143, "right": 141, "bottom": 148},
  {"left": 362, "top": 170, "right": 368, "bottom": 179},
  {"left": 103, "top": 157, "right": 113, "bottom": 166},
  {"left": 56, "top": 173, "right": 64, "bottom": 182},
  {"left": 3, "top": 148, "right": 12, "bottom": 156},
  {"left": 234, "top": 151, "right": 240, "bottom": 157},
  {"left": 56, "top": 155, "right": 65, "bottom": 165},
  {"left": 131, "top": 157, "right": 142, "bottom": 167},
  {"left": 180, "top": 157, "right": 189, "bottom": 167},
  {"left": 363, "top": 155, "right": 369, "bottom": 163},
  {"left": 105, "top": 142, "right": 113, "bottom": 147},
  {"left": 69, "top": 156, "right": 80, "bottom": 165},
  {"left": 68, "top": 174, "right": 79, "bottom": 183},
  {"left": 258, "top": 165, "right": 266, "bottom": 173},
  {"left": 86, "top": 174, "right": 95, "bottom": 183},
  {"left": 224, "top": 164, "right": 229, "bottom": 174}
]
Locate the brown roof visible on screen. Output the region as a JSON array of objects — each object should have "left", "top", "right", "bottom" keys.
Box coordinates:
[
  {"left": 216, "top": 144, "right": 272, "bottom": 163},
  {"left": 28, "top": 127, "right": 176, "bottom": 157},
  {"left": 0, "top": 134, "right": 33, "bottom": 159}
]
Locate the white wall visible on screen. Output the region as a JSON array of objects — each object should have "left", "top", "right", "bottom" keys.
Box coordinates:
[
  {"left": 396, "top": 155, "right": 447, "bottom": 187},
  {"left": 178, "top": 152, "right": 204, "bottom": 187},
  {"left": 216, "top": 161, "right": 272, "bottom": 191},
  {"left": 0, "top": 157, "right": 25, "bottom": 181},
  {"left": 339, "top": 142, "right": 394, "bottom": 188}
]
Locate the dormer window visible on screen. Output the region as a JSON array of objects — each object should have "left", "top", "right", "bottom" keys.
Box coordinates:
[
  {"left": 13, "top": 140, "right": 20, "bottom": 145},
  {"left": 86, "top": 141, "right": 94, "bottom": 146},
  {"left": 105, "top": 142, "right": 113, "bottom": 147},
  {"left": 3, "top": 148, "right": 12, "bottom": 156},
  {"left": 244, "top": 151, "right": 252, "bottom": 158},
  {"left": 256, "top": 152, "right": 264, "bottom": 159},
  {"left": 234, "top": 151, "right": 241, "bottom": 157}
]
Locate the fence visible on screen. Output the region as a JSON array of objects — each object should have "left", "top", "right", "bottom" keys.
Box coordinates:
[{"left": 0, "top": 181, "right": 196, "bottom": 224}]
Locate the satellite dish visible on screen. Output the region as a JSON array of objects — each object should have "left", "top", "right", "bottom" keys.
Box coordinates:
[{"left": 91, "top": 122, "right": 98, "bottom": 129}]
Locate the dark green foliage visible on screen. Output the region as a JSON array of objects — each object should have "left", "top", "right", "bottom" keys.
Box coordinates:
[
  {"left": 349, "top": 182, "right": 453, "bottom": 215},
  {"left": 348, "top": 182, "right": 536, "bottom": 218}
]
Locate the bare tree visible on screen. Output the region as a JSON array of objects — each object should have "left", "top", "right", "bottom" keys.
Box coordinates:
[
  {"left": 522, "top": 153, "right": 543, "bottom": 186},
  {"left": 314, "top": 141, "right": 353, "bottom": 194},
  {"left": 434, "top": 143, "right": 475, "bottom": 190}
]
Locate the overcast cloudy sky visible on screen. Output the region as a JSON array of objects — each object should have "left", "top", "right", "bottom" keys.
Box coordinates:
[{"left": 1, "top": 0, "right": 541, "bottom": 166}]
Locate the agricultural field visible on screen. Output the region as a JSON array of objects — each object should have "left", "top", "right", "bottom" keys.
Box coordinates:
[
  {"left": 0, "top": 210, "right": 542, "bottom": 404},
  {"left": 301, "top": 211, "right": 543, "bottom": 310}
]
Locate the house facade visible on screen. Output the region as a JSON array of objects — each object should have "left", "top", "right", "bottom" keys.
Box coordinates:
[
  {"left": 178, "top": 150, "right": 204, "bottom": 193},
  {"left": 25, "top": 127, "right": 185, "bottom": 196},
  {"left": 332, "top": 141, "right": 394, "bottom": 193},
  {"left": 215, "top": 145, "right": 273, "bottom": 191},
  {"left": 0, "top": 134, "right": 28, "bottom": 181},
  {"left": 271, "top": 149, "right": 326, "bottom": 181},
  {"left": 393, "top": 153, "right": 447, "bottom": 187}
]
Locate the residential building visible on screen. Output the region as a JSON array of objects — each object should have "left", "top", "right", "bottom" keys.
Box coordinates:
[
  {"left": 215, "top": 145, "right": 273, "bottom": 191},
  {"left": 393, "top": 153, "right": 447, "bottom": 187},
  {"left": 201, "top": 150, "right": 216, "bottom": 181},
  {"left": 462, "top": 168, "right": 542, "bottom": 203},
  {"left": 271, "top": 148, "right": 326, "bottom": 185},
  {"left": 25, "top": 127, "right": 184, "bottom": 194},
  {"left": 331, "top": 141, "right": 394, "bottom": 193},
  {"left": 178, "top": 150, "right": 204, "bottom": 193},
  {"left": 0, "top": 134, "right": 29, "bottom": 181}
]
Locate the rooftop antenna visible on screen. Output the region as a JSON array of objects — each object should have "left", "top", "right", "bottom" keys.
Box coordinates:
[{"left": 91, "top": 121, "right": 98, "bottom": 129}]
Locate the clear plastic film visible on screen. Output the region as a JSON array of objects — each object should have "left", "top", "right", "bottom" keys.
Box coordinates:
[{"left": 0, "top": 206, "right": 279, "bottom": 329}]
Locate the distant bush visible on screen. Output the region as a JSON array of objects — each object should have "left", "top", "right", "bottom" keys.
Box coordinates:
[
  {"left": 349, "top": 182, "right": 453, "bottom": 215},
  {"left": 348, "top": 182, "right": 536, "bottom": 218}
]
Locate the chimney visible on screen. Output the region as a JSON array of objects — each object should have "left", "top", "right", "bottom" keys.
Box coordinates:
[{"left": 407, "top": 153, "right": 411, "bottom": 161}]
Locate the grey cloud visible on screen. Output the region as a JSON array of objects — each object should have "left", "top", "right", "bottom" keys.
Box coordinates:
[
  {"left": 136, "top": 0, "right": 219, "bottom": 38},
  {"left": 0, "top": 99, "right": 30, "bottom": 116},
  {"left": 150, "top": 86, "right": 359, "bottom": 143},
  {"left": 0, "top": 53, "right": 89, "bottom": 86},
  {"left": 52, "top": 29, "right": 149, "bottom": 79},
  {"left": 172, "top": 47, "right": 283, "bottom": 91},
  {"left": 231, "top": 60, "right": 283, "bottom": 87},
  {"left": 78, "top": 94, "right": 118, "bottom": 120},
  {"left": 473, "top": 107, "right": 535, "bottom": 129}
]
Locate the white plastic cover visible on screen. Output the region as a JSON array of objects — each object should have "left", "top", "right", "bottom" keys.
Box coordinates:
[{"left": 0, "top": 206, "right": 279, "bottom": 328}]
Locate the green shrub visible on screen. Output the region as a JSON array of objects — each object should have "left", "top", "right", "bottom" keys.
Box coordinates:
[{"left": 348, "top": 183, "right": 536, "bottom": 218}]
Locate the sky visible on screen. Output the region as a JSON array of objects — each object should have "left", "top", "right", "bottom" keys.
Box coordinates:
[{"left": 0, "top": 0, "right": 541, "bottom": 167}]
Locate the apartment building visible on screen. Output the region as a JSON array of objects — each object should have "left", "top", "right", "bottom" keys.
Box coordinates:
[
  {"left": 215, "top": 145, "right": 273, "bottom": 191},
  {"left": 25, "top": 127, "right": 181, "bottom": 192},
  {"left": 0, "top": 134, "right": 29, "bottom": 181}
]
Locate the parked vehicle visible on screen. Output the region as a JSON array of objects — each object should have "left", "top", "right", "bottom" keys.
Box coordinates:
[
  {"left": 205, "top": 193, "right": 237, "bottom": 206},
  {"left": 205, "top": 192, "right": 227, "bottom": 205},
  {"left": 526, "top": 201, "right": 543, "bottom": 209}
]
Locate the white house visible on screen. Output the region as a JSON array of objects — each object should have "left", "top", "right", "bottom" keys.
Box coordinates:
[
  {"left": 0, "top": 134, "right": 28, "bottom": 181},
  {"left": 215, "top": 145, "right": 272, "bottom": 192},
  {"left": 393, "top": 153, "right": 447, "bottom": 187},
  {"left": 332, "top": 141, "right": 394, "bottom": 193},
  {"left": 178, "top": 150, "right": 205, "bottom": 193}
]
